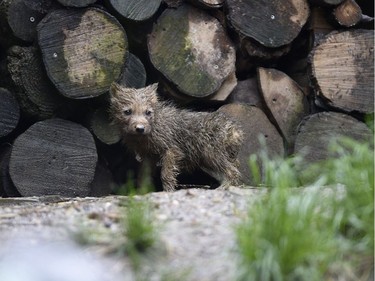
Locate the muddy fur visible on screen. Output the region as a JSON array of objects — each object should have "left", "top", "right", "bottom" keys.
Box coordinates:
[{"left": 110, "top": 83, "right": 244, "bottom": 191}]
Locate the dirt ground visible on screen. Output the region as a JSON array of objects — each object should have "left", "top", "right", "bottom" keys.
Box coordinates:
[{"left": 0, "top": 187, "right": 260, "bottom": 281}]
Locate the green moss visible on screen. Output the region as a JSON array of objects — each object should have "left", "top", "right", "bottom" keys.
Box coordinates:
[{"left": 149, "top": 6, "right": 218, "bottom": 97}]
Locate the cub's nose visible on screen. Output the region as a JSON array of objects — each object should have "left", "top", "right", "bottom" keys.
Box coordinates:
[{"left": 135, "top": 124, "right": 145, "bottom": 133}]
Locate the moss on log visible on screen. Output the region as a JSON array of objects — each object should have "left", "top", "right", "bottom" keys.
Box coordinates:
[{"left": 37, "top": 8, "right": 128, "bottom": 99}]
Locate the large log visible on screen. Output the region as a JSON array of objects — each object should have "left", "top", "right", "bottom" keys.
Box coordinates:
[
  {"left": 257, "top": 67, "right": 308, "bottom": 151},
  {"left": 0, "top": 0, "right": 56, "bottom": 44},
  {"left": 226, "top": 0, "right": 310, "bottom": 48},
  {"left": 89, "top": 107, "right": 121, "bottom": 145},
  {"left": 7, "top": 46, "right": 65, "bottom": 120},
  {"left": 294, "top": 112, "right": 372, "bottom": 163},
  {"left": 56, "top": 0, "right": 96, "bottom": 7},
  {"left": 0, "top": 88, "right": 20, "bottom": 139},
  {"left": 118, "top": 53, "right": 146, "bottom": 89},
  {"left": 9, "top": 119, "right": 98, "bottom": 197},
  {"left": 37, "top": 8, "right": 128, "bottom": 99},
  {"left": 310, "top": 30, "right": 374, "bottom": 113},
  {"left": 219, "top": 104, "right": 284, "bottom": 185},
  {"left": 148, "top": 4, "right": 236, "bottom": 99},
  {"left": 106, "top": 0, "right": 162, "bottom": 21}
]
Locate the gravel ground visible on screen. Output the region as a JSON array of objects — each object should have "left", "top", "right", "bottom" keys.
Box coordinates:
[{"left": 0, "top": 187, "right": 261, "bottom": 281}]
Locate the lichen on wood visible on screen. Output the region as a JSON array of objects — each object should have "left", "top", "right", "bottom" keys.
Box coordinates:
[
  {"left": 148, "top": 4, "right": 236, "bottom": 98},
  {"left": 37, "top": 8, "right": 128, "bottom": 99}
]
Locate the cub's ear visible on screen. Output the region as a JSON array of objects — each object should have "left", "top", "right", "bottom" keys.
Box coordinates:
[
  {"left": 109, "top": 82, "right": 123, "bottom": 96},
  {"left": 145, "top": 83, "right": 159, "bottom": 104},
  {"left": 147, "top": 83, "right": 159, "bottom": 92}
]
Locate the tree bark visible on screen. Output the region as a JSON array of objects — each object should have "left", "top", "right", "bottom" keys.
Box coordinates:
[{"left": 7, "top": 46, "right": 65, "bottom": 120}]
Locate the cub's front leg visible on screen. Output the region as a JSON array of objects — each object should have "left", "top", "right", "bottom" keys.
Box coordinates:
[{"left": 160, "top": 147, "right": 184, "bottom": 192}]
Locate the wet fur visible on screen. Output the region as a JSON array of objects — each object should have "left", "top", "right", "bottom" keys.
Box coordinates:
[{"left": 110, "top": 83, "right": 244, "bottom": 191}]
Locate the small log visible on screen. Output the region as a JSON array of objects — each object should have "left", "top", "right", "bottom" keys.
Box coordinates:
[
  {"left": 163, "top": 0, "right": 185, "bottom": 8},
  {"left": 0, "top": 88, "right": 20, "bottom": 139},
  {"left": 208, "top": 72, "right": 237, "bottom": 102},
  {"left": 89, "top": 107, "right": 121, "bottom": 145},
  {"left": 118, "top": 53, "right": 146, "bottom": 89},
  {"left": 241, "top": 37, "right": 292, "bottom": 61},
  {"left": 37, "top": 8, "right": 128, "bottom": 99},
  {"left": 227, "top": 77, "right": 264, "bottom": 109},
  {"left": 0, "top": 147, "right": 20, "bottom": 197},
  {"left": 148, "top": 4, "right": 236, "bottom": 99},
  {"left": 294, "top": 112, "right": 372, "bottom": 162},
  {"left": 310, "top": 30, "right": 374, "bottom": 114},
  {"left": 257, "top": 67, "right": 308, "bottom": 151},
  {"left": 333, "top": 0, "right": 362, "bottom": 27},
  {"left": 219, "top": 104, "right": 284, "bottom": 185},
  {"left": 284, "top": 58, "right": 312, "bottom": 97},
  {"left": 190, "top": 0, "right": 224, "bottom": 9},
  {"left": 309, "top": 6, "right": 335, "bottom": 47},
  {"left": 226, "top": 0, "right": 310, "bottom": 48},
  {"left": 0, "top": 0, "right": 56, "bottom": 43},
  {"left": 89, "top": 163, "right": 114, "bottom": 197},
  {"left": 56, "top": 0, "right": 97, "bottom": 7},
  {"left": 9, "top": 119, "right": 98, "bottom": 197},
  {"left": 7, "top": 46, "right": 65, "bottom": 120},
  {"left": 106, "top": 0, "right": 162, "bottom": 21},
  {"left": 310, "top": 0, "right": 345, "bottom": 6}
]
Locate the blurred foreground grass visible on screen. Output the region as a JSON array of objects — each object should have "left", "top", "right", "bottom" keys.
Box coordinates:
[{"left": 237, "top": 136, "right": 374, "bottom": 281}]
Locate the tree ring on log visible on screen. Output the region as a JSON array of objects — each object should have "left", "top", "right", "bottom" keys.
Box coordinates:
[
  {"left": 311, "top": 30, "right": 374, "bottom": 114},
  {"left": 37, "top": 8, "right": 128, "bottom": 99},
  {"left": 226, "top": 0, "right": 310, "bottom": 48},
  {"left": 9, "top": 119, "right": 98, "bottom": 197},
  {"left": 148, "top": 4, "right": 236, "bottom": 98}
]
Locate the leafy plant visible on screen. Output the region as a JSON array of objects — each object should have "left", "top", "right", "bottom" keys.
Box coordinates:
[
  {"left": 120, "top": 198, "right": 158, "bottom": 271},
  {"left": 237, "top": 136, "right": 374, "bottom": 281}
]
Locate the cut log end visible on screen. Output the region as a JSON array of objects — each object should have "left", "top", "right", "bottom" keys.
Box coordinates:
[
  {"left": 9, "top": 119, "right": 98, "bottom": 197},
  {"left": 219, "top": 104, "right": 284, "bottom": 185},
  {"left": 37, "top": 8, "right": 128, "bottom": 99},
  {"left": 226, "top": 0, "right": 310, "bottom": 47},
  {"left": 148, "top": 4, "right": 236, "bottom": 98},
  {"left": 311, "top": 30, "right": 374, "bottom": 114},
  {"left": 294, "top": 112, "right": 372, "bottom": 163}
]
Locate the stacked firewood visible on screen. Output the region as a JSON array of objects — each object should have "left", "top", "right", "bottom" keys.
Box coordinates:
[{"left": 0, "top": 0, "right": 373, "bottom": 197}]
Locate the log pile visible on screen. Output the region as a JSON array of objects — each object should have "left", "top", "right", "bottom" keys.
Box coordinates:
[{"left": 0, "top": 0, "right": 373, "bottom": 197}]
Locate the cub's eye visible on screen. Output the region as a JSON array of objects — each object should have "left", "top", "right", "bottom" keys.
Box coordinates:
[
  {"left": 123, "top": 109, "right": 132, "bottom": 116},
  {"left": 145, "top": 110, "right": 152, "bottom": 116}
]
